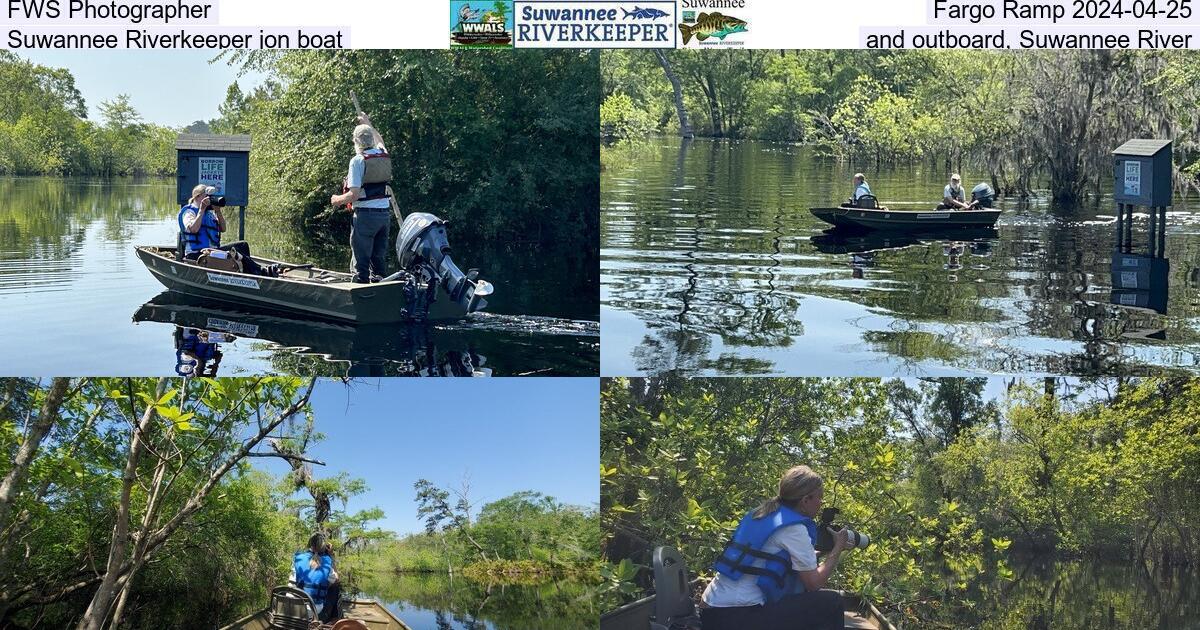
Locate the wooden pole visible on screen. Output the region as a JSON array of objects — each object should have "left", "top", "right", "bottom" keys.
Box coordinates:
[
  {"left": 238, "top": 206, "right": 246, "bottom": 241},
  {"left": 1148, "top": 204, "right": 1157, "bottom": 256},
  {"left": 1158, "top": 206, "right": 1167, "bottom": 258},
  {"left": 1114, "top": 203, "right": 1124, "bottom": 251}
]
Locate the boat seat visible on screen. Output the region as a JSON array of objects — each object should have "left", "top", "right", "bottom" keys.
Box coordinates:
[
  {"left": 651, "top": 546, "right": 701, "bottom": 630},
  {"left": 854, "top": 195, "right": 879, "bottom": 210},
  {"left": 267, "top": 586, "right": 317, "bottom": 630}
]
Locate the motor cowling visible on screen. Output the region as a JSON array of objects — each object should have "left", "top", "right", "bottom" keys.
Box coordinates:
[
  {"left": 971, "top": 183, "right": 996, "bottom": 208},
  {"left": 393, "top": 212, "right": 492, "bottom": 316}
]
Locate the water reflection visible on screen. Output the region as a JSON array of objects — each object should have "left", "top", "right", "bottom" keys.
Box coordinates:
[
  {"left": 957, "top": 557, "right": 1200, "bottom": 630},
  {"left": 353, "top": 572, "right": 598, "bottom": 630},
  {"left": 136, "top": 292, "right": 491, "bottom": 377},
  {"left": 601, "top": 137, "right": 1200, "bottom": 376},
  {"left": 0, "top": 177, "right": 598, "bottom": 375}
]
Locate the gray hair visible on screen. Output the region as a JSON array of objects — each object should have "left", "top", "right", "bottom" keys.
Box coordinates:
[{"left": 353, "top": 124, "right": 379, "bottom": 153}]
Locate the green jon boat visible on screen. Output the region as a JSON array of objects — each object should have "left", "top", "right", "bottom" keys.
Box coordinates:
[
  {"left": 810, "top": 204, "right": 1002, "bottom": 232},
  {"left": 220, "top": 587, "right": 411, "bottom": 630},
  {"left": 136, "top": 212, "right": 492, "bottom": 324}
]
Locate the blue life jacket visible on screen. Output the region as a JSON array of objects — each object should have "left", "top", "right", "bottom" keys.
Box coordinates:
[
  {"left": 293, "top": 551, "right": 333, "bottom": 606},
  {"left": 854, "top": 182, "right": 872, "bottom": 200},
  {"left": 178, "top": 204, "right": 221, "bottom": 254},
  {"left": 712, "top": 505, "right": 818, "bottom": 604}
]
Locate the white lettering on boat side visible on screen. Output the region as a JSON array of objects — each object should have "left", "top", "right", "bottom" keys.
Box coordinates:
[
  {"left": 206, "top": 272, "right": 260, "bottom": 290},
  {"left": 205, "top": 317, "right": 260, "bottom": 337}
]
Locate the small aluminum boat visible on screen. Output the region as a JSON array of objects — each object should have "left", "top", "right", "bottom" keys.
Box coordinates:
[
  {"left": 136, "top": 213, "right": 491, "bottom": 324},
  {"left": 220, "top": 596, "right": 411, "bottom": 630},
  {"left": 810, "top": 204, "right": 1002, "bottom": 231}
]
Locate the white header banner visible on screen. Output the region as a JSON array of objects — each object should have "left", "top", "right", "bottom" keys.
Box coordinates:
[{"left": 6, "top": 0, "right": 1200, "bottom": 49}]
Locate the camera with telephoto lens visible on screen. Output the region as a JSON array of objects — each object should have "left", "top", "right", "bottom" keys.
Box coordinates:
[
  {"left": 814, "top": 507, "right": 870, "bottom": 552},
  {"left": 208, "top": 195, "right": 228, "bottom": 208}
]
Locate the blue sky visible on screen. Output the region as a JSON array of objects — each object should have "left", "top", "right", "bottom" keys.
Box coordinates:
[
  {"left": 14, "top": 50, "right": 267, "bottom": 127},
  {"left": 251, "top": 378, "right": 599, "bottom": 536}
]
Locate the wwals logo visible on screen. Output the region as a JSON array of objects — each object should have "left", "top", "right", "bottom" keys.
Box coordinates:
[{"left": 451, "top": 0, "right": 515, "bottom": 48}]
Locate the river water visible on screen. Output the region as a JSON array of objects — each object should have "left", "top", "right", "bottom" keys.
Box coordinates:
[
  {"left": 601, "top": 137, "right": 1200, "bottom": 376},
  {"left": 0, "top": 177, "right": 598, "bottom": 376},
  {"left": 949, "top": 556, "right": 1200, "bottom": 630},
  {"left": 356, "top": 572, "right": 599, "bottom": 629}
]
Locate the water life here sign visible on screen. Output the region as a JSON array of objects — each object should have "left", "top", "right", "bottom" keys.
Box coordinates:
[
  {"left": 1124, "top": 161, "right": 1142, "bottom": 197},
  {"left": 199, "top": 157, "right": 226, "bottom": 195}
]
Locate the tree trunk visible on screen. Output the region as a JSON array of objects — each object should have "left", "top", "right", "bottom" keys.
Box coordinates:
[
  {"left": 701, "top": 74, "right": 722, "bottom": 137},
  {"left": 77, "top": 379, "right": 164, "bottom": 630},
  {"left": 79, "top": 379, "right": 314, "bottom": 630},
  {"left": 653, "top": 51, "right": 693, "bottom": 139},
  {"left": 0, "top": 378, "right": 71, "bottom": 533}
]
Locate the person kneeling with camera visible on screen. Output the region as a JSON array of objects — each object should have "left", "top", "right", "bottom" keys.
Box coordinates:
[
  {"left": 178, "top": 184, "right": 276, "bottom": 277},
  {"left": 701, "top": 465, "right": 855, "bottom": 630}
]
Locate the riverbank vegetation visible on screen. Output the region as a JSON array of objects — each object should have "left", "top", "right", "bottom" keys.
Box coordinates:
[
  {"left": 0, "top": 52, "right": 175, "bottom": 177},
  {"left": 601, "top": 50, "right": 1200, "bottom": 205},
  {"left": 2, "top": 50, "right": 599, "bottom": 248},
  {"left": 600, "top": 376, "right": 1200, "bottom": 627},
  {"left": 0, "top": 378, "right": 597, "bottom": 629},
  {"left": 345, "top": 483, "right": 599, "bottom": 580},
  {"left": 218, "top": 50, "right": 599, "bottom": 245}
]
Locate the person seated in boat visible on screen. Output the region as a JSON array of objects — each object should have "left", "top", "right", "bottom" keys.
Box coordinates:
[
  {"left": 938, "top": 174, "right": 971, "bottom": 210},
  {"left": 701, "top": 465, "right": 849, "bottom": 630},
  {"left": 849, "top": 173, "right": 872, "bottom": 206},
  {"left": 178, "top": 184, "right": 277, "bottom": 277},
  {"left": 330, "top": 114, "right": 392, "bottom": 284},
  {"left": 173, "top": 327, "right": 225, "bottom": 377},
  {"left": 292, "top": 533, "right": 342, "bottom": 623}
]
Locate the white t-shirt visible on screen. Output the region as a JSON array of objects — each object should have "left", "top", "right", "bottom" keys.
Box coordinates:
[
  {"left": 347, "top": 148, "right": 391, "bottom": 210},
  {"left": 701, "top": 523, "right": 819, "bottom": 607},
  {"left": 944, "top": 184, "right": 965, "bottom": 201}
]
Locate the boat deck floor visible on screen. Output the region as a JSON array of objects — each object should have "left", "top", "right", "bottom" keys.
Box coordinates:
[
  {"left": 845, "top": 610, "right": 879, "bottom": 629},
  {"left": 343, "top": 600, "right": 404, "bottom": 629},
  {"left": 143, "top": 246, "right": 360, "bottom": 285}
]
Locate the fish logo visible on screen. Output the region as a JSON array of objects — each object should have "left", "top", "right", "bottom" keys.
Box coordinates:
[
  {"left": 679, "top": 11, "right": 747, "bottom": 44},
  {"left": 623, "top": 6, "right": 669, "bottom": 19}
]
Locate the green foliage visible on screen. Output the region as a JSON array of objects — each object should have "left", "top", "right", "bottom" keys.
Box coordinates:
[
  {"left": 601, "top": 377, "right": 1200, "bottom": 626},
  {"left": 0, "top": 377, "right": 315, "bottom": 628},
  {"left": 0, "top": 54, "right": 175, "bottom": 176},
  {"left": 361, "top": 486, "right": 598, "bottom": 578},
  {"left": 601, "top": 93, "right": 654, "bottom": 140},
  {"left": 602, "top": 50, "right": 1200, "bottom": 199},
  {"left": 235, "top": 50, "right": 599, "bottom": 245}
]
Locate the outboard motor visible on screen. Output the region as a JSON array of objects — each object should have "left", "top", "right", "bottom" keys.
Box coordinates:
[
  {"left": 387, "top": 212, "right": 493, "bottom": 320},
  {"left": 971, "top": 182, "right": 996, "bottom": 208}
]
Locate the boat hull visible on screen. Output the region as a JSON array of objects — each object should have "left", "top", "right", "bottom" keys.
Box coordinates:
[
  {"left": 810, "top": 206, "right": 1001, "bottom": 232},
  {"left": 136, "top": 246, "right": 469, "bottom": 324},
  {"left": 599, "top": 590, "right": 893, "bottom": 630},
  {"left": 220, "top": 598, "right": 411, "bottom": 630}
]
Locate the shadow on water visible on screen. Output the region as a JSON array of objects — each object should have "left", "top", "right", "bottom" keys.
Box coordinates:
[
  {"left": 601, "top": 136, "right": 1200, "bottom": 376},
  {"left": 0, "top": 177, "right": 598, "bottom": 375},
  {"left": 951, "top": 556, "right": 1200, "bottom": 630},
  {"left": 352, "top": 572, "right": 599, "bottom": 630}
]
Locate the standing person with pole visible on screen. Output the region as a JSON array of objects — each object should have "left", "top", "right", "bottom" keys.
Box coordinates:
[{"left": 330, "top": 93, "right": 393, "bottom": 283}]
